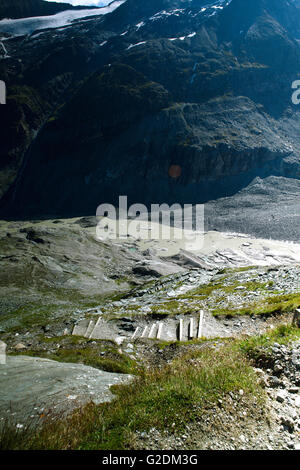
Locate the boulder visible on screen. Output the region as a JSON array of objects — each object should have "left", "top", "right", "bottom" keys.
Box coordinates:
[
  {"left": 15, "top": 343, "right": 26, "bottom": 350},
  {"left": 0, "top": 356, "right": 133, "bottom": 425},
  {"left": 292, "top": 309, "right": 300, "bottom": 328}
]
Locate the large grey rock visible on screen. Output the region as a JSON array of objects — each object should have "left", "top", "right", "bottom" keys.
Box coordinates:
[
  {"left": 132, "top": 260, "right": 183, "bottom": 278},
  {"left": 276, "top": 390, "right": 287, "bottom": 403},
  {"left": 0, "top": 356, "right": 133, "bottom": 426}
]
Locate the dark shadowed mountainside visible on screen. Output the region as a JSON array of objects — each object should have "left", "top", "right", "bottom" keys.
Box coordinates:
[
  {"left": 0, "top": 0, "right": 96, "bottom": 20},
  {"left": 0, "top": 0, "right": 299, "bottom": 236}
]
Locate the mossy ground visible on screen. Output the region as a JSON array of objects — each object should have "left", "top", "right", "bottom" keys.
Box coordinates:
[
  {"left": 0, "top": 324, "right": 289, "bottom": 450},
  {"left": 212, "top": 292, "right": 300, "bottom": 318},
  {"left": 10, "top": 335, "right": 140, "bottom": 375},
  {"left": 1, "top": 322, "right": 299, "bottom": 450},
  {"left": 137, "top": 279, "right": 299, "bottom": 320},
  {"left": 0, "top": 219, "right": 141, "bottom": 333},
  {"left": 0, "top": 289, "right": 121, "bottom": 333},
  {"left": 239, "top": 324, "right": 300, "bottom": 362},
  {"left": 1, "top": 345, "right": 260, "bottom": 449}
]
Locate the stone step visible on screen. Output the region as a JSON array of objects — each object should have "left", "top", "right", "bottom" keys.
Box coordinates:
[
  {"left": 72, "top": 319, "right": 90, "bottom": 337},
  {"left": 131, "top": 327, "right": 140, "bottom": 340},
  {"left": 159, "top": 322, "right": 178, "bottom": 342},
  {"left": 88, "top": 316, "right": 102, "bottom": 339},
  {"left": 141, "top": 325, "right": 149, "bottom": 338},
  {"left": 73, "top": 313, "right": 206, "bottom": 343},
  {"left": 131, "top": 313, "right": 206, "bottom": 342},
  {"left": 198, "top": 310, "right": 205, "bottom": 338},
  {"left": 148, "top": 322, "right": 158, "bottom": 339},
  {"left": 89, "top": 318, "right": 119, "bottom": 341},
  {"left": 157, "top": 322, "right": 164, "bottom": 340},
  {"left": 85, "top": 320, "right": 96, "bottom": 338}
]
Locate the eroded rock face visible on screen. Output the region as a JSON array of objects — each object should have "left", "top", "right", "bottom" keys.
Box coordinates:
[
  {"left": 1, "top": 0, "right": 300, "bottom": 217},
  {"left": 0, "top": 355, "right": 133, "bottom": 426}
]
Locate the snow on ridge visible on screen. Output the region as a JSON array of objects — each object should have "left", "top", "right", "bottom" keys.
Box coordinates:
[
  {"left": 169, "top": 32, "right": 197, "bottom": 42},
  {"left": 135, "top": 21, "right": 145, "bottom": 31},
  {"left": 149, "top": 9, "right": 185, "bottom": 22},
  {"left": 149, "top": 0, "right": 232, "bottom": 22},
  {"left": 120, "top": 0, "right": 233, "bottom": 50},
  {"left": 0, "top": 0, "right": 126, "bottom": 38},
  {"left": 127, "top": 41, "right": 147, "bottom": 50}
]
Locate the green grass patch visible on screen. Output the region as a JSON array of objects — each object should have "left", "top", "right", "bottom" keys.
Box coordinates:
[
  {"left": 10, "top": 336, "right": 140, "bottom": 375},
  {"left": 149, "top": 300, "right": 195, "bottom": 317},
  {"left": 217, "top": 266, "right": 256, "bottom": 275},
  {"left": 0, "top": 286, "right": 132, "bottom": 333},
  {"left": 239, "top": 324, "right": 300, "bottom": 362},
  {"left": 0, "top": 302, "right": 70, "bottom": 332},
  {"left": 212, "top": 292, "right": 300, "bottom": 318},
  {"left": 1, "top": 340, "right": 263, "bottom": 450},
  {"left": 180, "top": 278, "right": 269, "bottom": 301},
  {"left": 155, "top": 337, "right": 217, "bottom": 350}
]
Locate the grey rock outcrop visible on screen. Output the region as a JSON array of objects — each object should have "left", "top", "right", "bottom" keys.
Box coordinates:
[{"left": 0, "top": 355, "right": 133, "bottom": 425}]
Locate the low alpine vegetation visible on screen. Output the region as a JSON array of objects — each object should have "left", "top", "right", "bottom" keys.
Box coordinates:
[{"left": 0, "top": 336, "right": 265, "bottom": 450}]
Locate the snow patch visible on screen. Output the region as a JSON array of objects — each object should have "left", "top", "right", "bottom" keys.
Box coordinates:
[
  {"left": 127, "top": 41, "right": 147, "bottom": 50},
  {"left": 0, "top": 1, "right": 126, "bottom": 37}
]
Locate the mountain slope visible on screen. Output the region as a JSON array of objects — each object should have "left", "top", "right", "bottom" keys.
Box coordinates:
[
  {"left": 0, "top": 0, "right": 95, "bottom": 20},
  {"left": 1, "top": 0, "right": 300, "bottom": 218}
]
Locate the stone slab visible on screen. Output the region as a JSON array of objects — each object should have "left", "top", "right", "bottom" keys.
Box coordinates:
[{"left": 0, "top": 356, "right": 132, "bottom": 426}]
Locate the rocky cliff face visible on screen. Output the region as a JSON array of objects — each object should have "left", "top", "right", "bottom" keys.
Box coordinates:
[{"left": 0, "top": 0, "right": 300, "bottom": 216}]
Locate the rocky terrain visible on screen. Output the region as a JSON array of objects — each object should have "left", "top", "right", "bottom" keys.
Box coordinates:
[
  {"left": 0, "top": 0, "right": 300, "bottom": 452},
  {"left": 0, "top": 216, "right": 299, "bottom": 450},
  {"left": 0, "top": 0, "right": 97, "bottom": 20},
  {"left": 0, "top": 355, "right": 133, "bottom": 427},
  {"left": 0, "top": 0, "right": 300, "bottom": 220},
  {"left": 132, "top": 340, "right": 300, "bottom": 450},
  {"left": 0, "top": 215, "right": 299, "bottom": 333}
]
